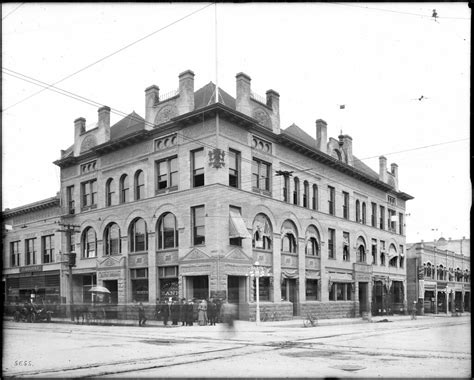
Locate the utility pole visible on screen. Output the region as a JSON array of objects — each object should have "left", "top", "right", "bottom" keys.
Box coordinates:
[{"left": 57, "top": 223, "right": 80, "bottom": 321}]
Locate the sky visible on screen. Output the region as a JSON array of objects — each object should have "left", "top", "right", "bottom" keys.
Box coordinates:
[{"left": 2, "top": 2, "right": 471, "bottom": 243}]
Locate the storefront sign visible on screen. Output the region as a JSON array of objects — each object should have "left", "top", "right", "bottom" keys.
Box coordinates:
[
  {"left": 98, "top": 270, "right": 121, "bottom": 279},
  {"left": 20, "top": 265, "right": 43, "bottom": 273}
]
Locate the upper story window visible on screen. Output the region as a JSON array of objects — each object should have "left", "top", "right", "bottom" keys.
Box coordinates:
[
  {"left": 398, "top": 213, "right": 404, "bottom": 235},
  {"left": 312, "top": 184, "right": 318, "bottom": 211},
  {"left": 104, "top": 223, "right": 121, "bottom": 256},
  {"left": 120, "top": 174, "right": 129, "bottom": 203},
  {"left": 388, "top": 209, "right": 396, "bottom": 232},
  {"left": 156, "top": 156, "right": 178, "bottom": 192},
  {"left": 252, "top": 213, "right": 272, "bottom": 250},
  {"left": 191, "top": 149, "right": 205, "bottom": 188},
  {"left": 130, "top": 218, "right": 147, "bottom": 252},
  {"left": 379, "top": 205, "right": 385, "bottom": 229},
  {"left": 356, "top": 237, "right": 367, "bottom": 263},
  {"left": 191, "top": 206, "right": 205, "bottom": 245},
  {"left": 399, "top": 245, "right": 404, "bottom": 268},
  {"left": 42, "top": 235, "right": 54, "bottom": 264},
  {"left": 10, "top": 241, "right": 20, "bottom": 267},
  {"left": 66, "top": 185, "right": 75, "bottom": 214},
  {"left": 293, "top": 177, "right": 300, "bottom": 205},
  {"left": 281, "top": 220, "right": 298, "bottom": 253},
  {"left": 283, "top": 175, "right": 290, "bottom": 203},
  {"left": 388, "top": 195, "right": 396, "bottom": 205},
  {"left": 305, "top": 226, "right": 321, "bottom": 257},
  {"left": 303, "top": 181, "right": 309, "bottom": 208},
  {"left": 328, "top": 186, "right": 335, "bottom": 215},
  {"left": 343, "top": 232, "right": 350, "bottom": 261},
  {"left": 105, "top": 178, "right": 115, "bottom": 207},
  {"left": 81, "top": 179, "right": 97, "bottom": 209},
  {"left": 388, "top": 244, "right": 397, "bottom": 267},
  {"left": 355, "top": 200, "right": 361, "bottom": 222},
  {"left": 371, "top": 239, "right": 377, "bottom": 265},
  {"left": 342, "top": 191, "right": 349, "bottom": 219},
  {"left": 25, "top": 238, "right": 36, "bottom": 265},
  {"left": 82, "top": 227, "right": 97, "bottom": 258},
  {"left": 362, "top": 202, "right": 367, "bottom": 224},
  {"left": 135, "top": 170, "right": 145, "bottom": 200},
  {"left": 157, "top": 212, "right": 178, "bottom": 250},
  {"left": 81, "top": 160, "right": 97, "bottom": 174},
  {"left": 228, "top": 149, "right": 240, "bottom": 188},
  {"left": 252, "top": 158, "right": 271, "bottom": 192},
  {"left": 371, "top": 202, "right": 377, "bottom": 227},
  {"left": 328, "top": 228, "right": 335, "bottom": 259}
]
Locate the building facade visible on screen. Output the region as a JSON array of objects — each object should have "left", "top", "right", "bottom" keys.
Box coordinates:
[
  {"left": 407, "top": 238, "right": 470, "bottom": 314},
  {"left": 3, "top": 70, "right": 413, "bottom": 320}
]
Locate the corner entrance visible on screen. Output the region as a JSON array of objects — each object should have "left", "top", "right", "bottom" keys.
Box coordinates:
[
  {"left": 102, "top": 280, "right": 118, "bottom": 319},
  {"left": 281, "top": 279, "right": 298, "bottom": 316},
  {"left": 227, "top": 276, "right": 247, "bottom": 319},
  {"left": 359, "top": 282, "right": 368, "bottom": 316},
  {"left": 185, "top": 275, "right": 209, "bottom": 300}
]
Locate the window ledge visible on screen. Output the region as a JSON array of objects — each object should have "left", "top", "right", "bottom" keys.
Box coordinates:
[
  {"left": 155, "top": 186, "right": 178, "bottom": 195},
  {"left": 156, "top": 248, "right": 179, "bottom": 253},
  {"left": 129, "top": 251, "right": 148, "bottom": 255}
]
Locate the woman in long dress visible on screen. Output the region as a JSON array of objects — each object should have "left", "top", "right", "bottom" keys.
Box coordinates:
[{"left": 198, "top": 299, "right": 207, "bottom": 326}]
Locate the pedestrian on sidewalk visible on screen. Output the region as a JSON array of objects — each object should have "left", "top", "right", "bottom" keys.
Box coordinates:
[
  {"left": 138, "top": 302, "right": 147, "bottom": 326},
  {"left": 171, "top": 298, "right": 179, "bottom": 325},
  {"left": 185, "top": 299, "right": 194, "bottom": 326},
  {"left": 162, "top": 299, "right": 170, "bottom": 326},
  {"left": 208, "top": 298, "right": 217, "bottom": 326},
  {"left": 198, "top": 299, "right": 207, "bottom": 326}
]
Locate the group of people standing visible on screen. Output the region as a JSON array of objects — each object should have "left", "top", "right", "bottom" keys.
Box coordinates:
[{"left": 155, "top": 297, "right": 223, "bottom": 326}]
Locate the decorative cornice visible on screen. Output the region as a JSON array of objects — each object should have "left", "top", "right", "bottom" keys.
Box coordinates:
[{"left": 3, "top": 196, "right": 60, "bottom": 218}]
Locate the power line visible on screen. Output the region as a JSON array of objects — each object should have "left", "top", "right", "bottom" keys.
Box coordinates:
[
  {"left": 2, "top": 3, "right": 24, "bottom": 20},
  {"left": 2, "top": 3, "right": 214, "bottom": 112}
]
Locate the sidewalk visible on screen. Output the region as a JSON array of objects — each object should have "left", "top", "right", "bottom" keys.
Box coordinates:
[{"left": 5, "top": 311, "right": 468, "bottom": 329}]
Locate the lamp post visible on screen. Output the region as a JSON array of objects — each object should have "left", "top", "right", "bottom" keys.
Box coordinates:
[{"left": 249, "top": 261, "right": 266, "bottom": 324}]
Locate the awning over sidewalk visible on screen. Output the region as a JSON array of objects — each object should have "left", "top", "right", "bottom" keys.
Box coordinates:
[{"left": 229, "top": 208, "right": 251, "bottom": 239}]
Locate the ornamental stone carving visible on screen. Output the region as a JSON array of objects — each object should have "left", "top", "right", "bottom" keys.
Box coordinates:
[
  {"left": 252, "top": 108, "right": 271, "bottom": 128},
  {"left": 80, "top": 135, "right": 97, "bottom": 153},
  {"left": 155, "top": 104, "right": 177, "bottom": 125}
]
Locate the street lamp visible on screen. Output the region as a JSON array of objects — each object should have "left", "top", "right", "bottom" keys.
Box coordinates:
[{"left": 249, "top": 261, "right": 266, "bottom": 324}]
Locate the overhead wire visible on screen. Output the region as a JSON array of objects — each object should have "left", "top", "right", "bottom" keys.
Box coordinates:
[
  {"left": 2, "top": 3, "right": 24, "bottom": 20},
  {"left": 2, "top": 2, "right": 214, "bottom": 112}
]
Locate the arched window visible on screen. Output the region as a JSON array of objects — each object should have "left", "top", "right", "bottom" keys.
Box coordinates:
[
  {"left": 129, "top": 218, "right": 147, "bottom": 252},
  {"left": 281, "top": 220, "right": 298, "bottom": 253},
  {"left": 312, "top": 184, "right": 318, "bottom": 210},
  {"left": 82, "top": 227, "right": 97, "bottom": 258},
  {"left": 120, "top": 174, "right": 129, "bottom": 203},
  {"left": 356, "top": 200, "right": 361, "bottom": 222},
  {"left": 438, "top": 265, "right": 444, "bottom": 280},
  {"left": 134, "top": 170, "right": 145, "bottom": 201},
  {"left": 356, "top": 237, "right": 366, "bottom": 263},
  {"left": 305, "top": 226, "right": 321, "bottom": 257},
  {"left": 106, "top": 178, "right": 115, "bottom": 207},
  {"left": 362, "top": 202, "right": 366, "bottom": 224},
  {"left": 104, "top": 223, "right": 121, "bottom": 256},
  {"left": 157, "top": 212, "right": 178, "bottom": 250},
  {"left": 303, "top": 181, "right": 309, "bottom": 208},
  {"left": 293, "top": 177, "right": 300, "bottom": 205},
  {"left": 252, "top": 213, "right": 272, "bottom": 250},
  {"left": 388, "top": 244, "right": 398, "bottom": 267}
]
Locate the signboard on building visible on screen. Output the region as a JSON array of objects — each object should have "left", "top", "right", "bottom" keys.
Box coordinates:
[{"left": 19, "top": 265, "right": 43, "bottom": 273}]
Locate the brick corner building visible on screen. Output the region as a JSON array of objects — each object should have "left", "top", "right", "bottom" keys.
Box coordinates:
[{"left": 3, "top": 70, "right": 414, "bottom": 320}]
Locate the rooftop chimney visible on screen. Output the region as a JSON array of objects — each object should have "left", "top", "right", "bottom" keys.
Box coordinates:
[
  {"left": 338, "top": 134, "right": 353, "bottom": 165},
  {"left": 235, "top": 72, "right": 252, "bottom": 116},
  {"left": 316, "top": 119, "right": 328, "bottom": 154},
  {"left": 379, "top": 156, "right": 388, "bottom": 183},
  {"left": 177, "top": 70, "right": 195, "bottom": 115},
  {"left": 266, "top": 89, "right": 280, "bottom": 134},
  {"left": 74, "top": 117, "right": 86, "bottom": 141},
  {"left": 98, "top": 106, "right": 111, "bottom": 142},
  {"left": 145, "top": 85, "right": 160, "bottom": 127}
]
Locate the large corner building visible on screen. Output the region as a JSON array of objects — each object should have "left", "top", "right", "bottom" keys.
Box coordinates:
[{"left": 3, "top": 70, "right": 414, "bottom": 320}]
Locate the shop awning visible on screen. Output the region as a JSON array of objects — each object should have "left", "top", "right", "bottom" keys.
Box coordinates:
[
  {"left": 229, "top": 209, "right": 251, "bottom": 239},
  {"left": 281, "top": 269, "right": 298, "bottom": 279}
]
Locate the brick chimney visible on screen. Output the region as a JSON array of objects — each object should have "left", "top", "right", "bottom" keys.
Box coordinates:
[
  {"left": 338, "top": 134, "right": 353, "bottom": 165},
  {"left": 176, "top": 70, "right": 195, "bottom": 115},
  {"left": 98, "top": 106, "right": 111, "bottom": 142},
  {"left": 316, "top": 119, "right": 328, "bottom": 154},
  {"left": 74, "top": 117, "right": 86, "bottom": 143},
  {"left": 390, "top": 162, "right": 399, "bottom": 191},
  {"left": 235, "top": 72, "right": 252, "bottom": 116},
  {"left": 145, "top": 85, "right": 159, "bottom": 128},
  {"left": 266, "top": 89, "right": 280, "bottom": 134},
  {"left": 379, "top": 156, "right": 388, "bottom": 183}
]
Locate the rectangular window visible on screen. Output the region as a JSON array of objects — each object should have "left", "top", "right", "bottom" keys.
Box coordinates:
[
  {"left": 328, "top": 186, "right": 335, "bottom": 215},
  {"left": 10, "top": 241, "right": 20, "bottom": 267},
  {"left": 283, "top": 176, "right": 290, "bottom": 202},
  {"left": 156, "top": 156, "right": 178, "bottom": 191},
  {"left": 229, "top": 206, "right": 243, "bottom": 247},
  {"left": 399, "top": 213, "right": 404, "bottom": 235},
  {"left": 342, "top": 191, "right": 349, "bottom": 219},
  {"left": 371, "top": 202, "right": 377, "bottom": 227},
  {"left": 343, "top": 232, "right": 350, "bottom": 261},
  {"left": 312, "top": 185, "right": 318, "bottom": 210},
  {"left": 380, "top": 240, "right": 386, "bottom": 266},
  {"left": 81, "top": 179, "right": 97, "bottom": 209},
  {"left": 399, "top": 245, "right": 404, "bottom": 268},
  {"left": 328, "top": 228, "right": 335, "bottom": 259},
  {"left": 388, "top": 195, "right": 396, "bottom": 205},
  {"left": 371, "top": 239, "right": 377, "bottom": 265},
  {"left": 329, "top": 282, "right": 352, "bottom": 301},
  {"left": 305, "top": 279, "right": 319, "bottom": 301},
  {"left": 42, "top": 235, "right": 54, "bottom": 264},
  {"left": 192, "top": 206, "right": 205, "bottom": 245},
  {"left": 130, "top": 268, "right": 149, "bottom": 302},
  {"left": 252, "top": 277, "right": 270, "bottom": 301},
  {"left": 25, "top": 238, "right": 36, "bottom": 265},
  {"left": 379, "top": 206, "right": 385, "bottom": 229},
  {"left": 228, "top": 149, "right": 240, "bottom": 188},
  {"left": 388, "top": 209, "right": 396, "bottom": 232},
  {"left": 192, "top": 149, "right": 205, "bottom": 187},
  {"left": 66, "top": 185, "right": 75, "bottom": 214},
  {"left": 252, "top": 158, "right": 271, "bottom": 192}
]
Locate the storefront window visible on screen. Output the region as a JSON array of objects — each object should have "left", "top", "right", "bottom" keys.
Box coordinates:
[
  {"left": 131, "top": 268, "right": 148, "bottom": 302},
  {"left": 329, "top": 282, "right": 352, "bottom": 301},
  {"left": 306, "top": 279, "right": 319, "bottom": 300},
  {"left": 253, "top": 277, "right": 270, "bottom": 301}
]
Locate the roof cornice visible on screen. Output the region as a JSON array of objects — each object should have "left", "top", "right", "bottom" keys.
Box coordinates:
[{"left": 3, "top": 196, "right": 60, "bottom": 218}]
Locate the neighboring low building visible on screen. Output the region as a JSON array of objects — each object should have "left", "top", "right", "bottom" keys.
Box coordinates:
[
  {"left": 407, "top": 237, "right": 470, "bottom": 314},
  {"left": 3, "top": 70, "right": 413, "bottom": 320}
]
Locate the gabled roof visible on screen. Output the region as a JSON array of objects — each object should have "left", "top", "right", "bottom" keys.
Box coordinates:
[
  {"left": 194, "top": 82, "right": 236, "bottom": 110},
  {"left": 110, "top": 111, "right": 145, "bottom": 140},
  {"left": 282, "top": 123, "right": 379, "bottom": 180}
]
